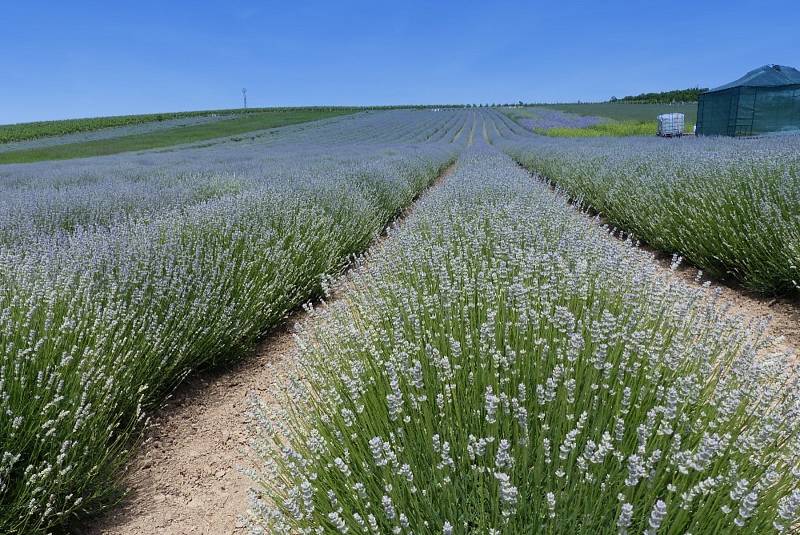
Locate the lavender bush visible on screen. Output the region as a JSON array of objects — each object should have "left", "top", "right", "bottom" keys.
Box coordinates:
[
  {"left": 0, "top": 110, "right": 461, "bottom": 533},
  {"left": 501, "top": 133, "right": 800, "bottom": 294},
  {"left": 250, "top": 147, "right": 800, "bottom": 534}
]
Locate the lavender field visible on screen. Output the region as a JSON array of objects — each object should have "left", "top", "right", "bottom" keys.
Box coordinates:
[
  {"left": 252, "top": 142, "right": 799, "bottom": 534},
  {"left": 1, "top": 109, "right": 798, "bottom": 533},
  {"left": 502, "top": 133, "right": 800, "bottom": 294},
  {"left": 0, "top": 110, "right": 463, "bottom": 532}
]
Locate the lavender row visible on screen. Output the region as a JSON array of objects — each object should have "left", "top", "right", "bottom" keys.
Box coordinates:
[
  {"left": 496, "top": 131, "right": 800, "bottom": 294},
  {"left": 249, "top": 147, "right": 799, "bottom": 534},
  {"left": 0, "top": 110, "right": 463, "bottom": 533}
]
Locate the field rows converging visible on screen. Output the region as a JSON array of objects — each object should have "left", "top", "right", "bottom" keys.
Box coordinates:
[
  {"left": 1, "top": 109, "right": 799, "bottom": 534},
  {"left": 249, "top": 145, "right": 800, "bottom": 533},
  {"left": 0, "top": 110, "right": 465, "bottom": 533},
  {"left": 83, "top": 167, "right": 461, "bottom": 535}
]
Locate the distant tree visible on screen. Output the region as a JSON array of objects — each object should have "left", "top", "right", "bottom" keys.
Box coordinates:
[
  {"left": 610, "top": 96, "right": 618, "bottom": 102},
  {"left": 615, "top": 87, "right": 708, "bottom": 104}
]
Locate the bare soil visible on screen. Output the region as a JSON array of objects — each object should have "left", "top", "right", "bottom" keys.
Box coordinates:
[
  {"left": 80, "top": 328, "right": 296, "bottom": 535},
  {"left": 645, "top": 248, "right": 800, "bottom": 354}
]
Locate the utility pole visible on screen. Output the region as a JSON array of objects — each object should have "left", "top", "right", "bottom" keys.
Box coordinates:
[{"left": 242, "top": 88, "right": 247, "bottom": 109}]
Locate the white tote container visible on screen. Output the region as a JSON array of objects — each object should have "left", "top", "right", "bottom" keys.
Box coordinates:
[{"left": 657, "top": 113, "right": 685, "bottom": 137}]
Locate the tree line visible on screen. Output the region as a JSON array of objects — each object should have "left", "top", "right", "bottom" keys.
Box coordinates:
[{"left": 610, "top": 87, "right": 708, "bottom": 104}]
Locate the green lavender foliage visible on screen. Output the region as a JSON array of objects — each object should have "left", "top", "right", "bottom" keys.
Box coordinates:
[
  {"left": 250, "top": 149, "right": 800, "bottom": 534},
  {"left": 504, "top": 136, "right": 800, "bottom": 295}
]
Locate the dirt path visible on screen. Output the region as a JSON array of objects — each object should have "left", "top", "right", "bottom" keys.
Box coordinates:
[
  {"left": 82, "top": 328, "right": 294, "bottom": 535},
  {"left": 82, "top": 163, "right": 457, "bottom": 535},
  {"left": 647, "top": 250, "right": 799, "bottom": 354}
]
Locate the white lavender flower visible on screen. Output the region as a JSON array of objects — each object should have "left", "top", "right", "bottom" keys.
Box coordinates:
[
  {"left": 485, "top": 386, "right": 499, "bottom": 424},
  {"left": 646, "top": 500, "right": 667, "bottom": 534},
  {"left": 734, "top": 491, "right": 758, "bottom": 527},
  {"left": 495, "top": 471, "right": 519, "bottom": 516},
  {"left": 617, "top": 502, "right": 633, "bottom": 534},
  {"left": 328, "top": 510, "right": 348, "bottom": 533},
  {"left": 382, "top": 495, "right": 396, "bottom": 521},
  {"left": 494, "top": 439, "right": 513, "bottom": 469}
]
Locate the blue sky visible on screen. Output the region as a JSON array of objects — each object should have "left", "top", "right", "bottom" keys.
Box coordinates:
[{"left": 1, "top": 0, "right": 798, "bottom": 123}]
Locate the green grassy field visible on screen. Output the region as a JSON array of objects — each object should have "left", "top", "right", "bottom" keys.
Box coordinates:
[
  {"left": 0, "top": 107, "right": 363, "bottom": 144},
  {"left": 526, "top": 102, "right": 698, "bottom": 137},
  {"left": 0, "top": 109, "right": 356, "bottom": 164},
  {"left": 1, "top": 108, "right": 264, "bottom": 143},
  {"left": 541, "top": 102, "right": 698, "bottom": 124},
  {"left": 536, "top": 120, "right": 660, "bottom": 137}
]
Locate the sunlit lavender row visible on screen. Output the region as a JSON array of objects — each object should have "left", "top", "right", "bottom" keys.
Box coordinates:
[
  {"left": 496, "top": 130, "right": 800, "bottom": 294},
  {"left": 0, "top": 110, "right": 465, "bottom": 532},
  {"left": 250, "top": 147, "right": 799, "bottom": 534},
  {"left": 0, "top": 110, "right": 472, "bottom": 246}
]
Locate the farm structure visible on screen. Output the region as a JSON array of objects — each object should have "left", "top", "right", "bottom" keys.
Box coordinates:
[{"left": 696, "top": 64, "right": 800, "bottom": 136}]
